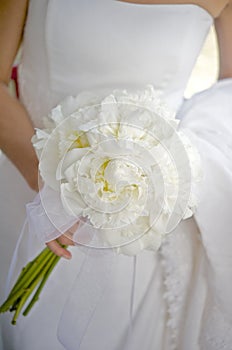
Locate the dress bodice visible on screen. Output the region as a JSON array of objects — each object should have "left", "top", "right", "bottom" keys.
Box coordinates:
[
  {"left": 4, "top": 3, "right": 232, "bottom": 350},
  {"left": 19, "top": 0, "right": 213, "bottom": 127}
]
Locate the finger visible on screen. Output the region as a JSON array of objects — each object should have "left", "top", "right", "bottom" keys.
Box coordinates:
[
  {"left": 68, "top": 221, "right": 80, "bottom": 234},
  {"left": 64, "top": 221, "right": 80, "bottom": 242},
  {"left": 57, "top": 234, "right": 75, "bottom": 246},
  {"left": 46, "top": 240, "right": 72, "bottom": 259}
]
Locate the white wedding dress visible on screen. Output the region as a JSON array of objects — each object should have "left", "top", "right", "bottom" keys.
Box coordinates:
[{"left": 1, "top": 1, "right": 232, "bottom": 349}]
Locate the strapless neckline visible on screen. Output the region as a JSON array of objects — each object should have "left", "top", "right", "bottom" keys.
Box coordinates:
[
  {"left": 19, "top": 0, "right": 213, "bottom": 126},
  {"left": 114, "top": 2, "right": 213, "bottom": 20}
]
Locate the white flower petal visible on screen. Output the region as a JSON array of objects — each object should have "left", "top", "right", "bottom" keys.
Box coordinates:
[{"left": 32, "top": 85, "right": 202, "bottom": 255}]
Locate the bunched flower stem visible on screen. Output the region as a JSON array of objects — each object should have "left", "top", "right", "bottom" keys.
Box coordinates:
[
  {"left": 23, "top": 253, "right": 61, "bottom": 316},
  {"left": 9, "top": 248, "right": 51, "bottom": 298},
  {"left": 0, "top": 245, "right": 66, "bottom": 325},
  {"left": 0, "top": 250, "right": 52, "bottom": 312}
]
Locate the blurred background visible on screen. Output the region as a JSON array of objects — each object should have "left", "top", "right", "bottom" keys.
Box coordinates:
[{"left": 185, "top": 26, "right": 218, "bottom": 97}]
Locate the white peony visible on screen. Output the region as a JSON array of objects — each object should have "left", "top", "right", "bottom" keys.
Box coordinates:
[{"left": 32, "top": 85, "right": 202, "bottom": 255}]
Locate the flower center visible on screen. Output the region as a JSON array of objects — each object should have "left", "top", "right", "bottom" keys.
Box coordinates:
[{"left": 95, "top": 158, "right": 146, "bottom": 202}]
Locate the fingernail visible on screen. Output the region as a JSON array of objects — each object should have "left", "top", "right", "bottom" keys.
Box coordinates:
[{"left": 63, "top": 254, "right": 71, "bottom": 260}]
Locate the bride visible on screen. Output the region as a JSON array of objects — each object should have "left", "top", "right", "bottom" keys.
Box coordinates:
[{"left": 1, "top": 0, "right": 232, "bottom": 349}]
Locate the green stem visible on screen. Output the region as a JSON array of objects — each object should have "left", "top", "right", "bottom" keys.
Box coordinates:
[
  {"left": 10, "top": 249, "right": 52, "bottom": 297},
  {"left": 11, "top": 255, "right": 57, "bottom": 324},
  {"left": 9, "top": 298, "right": 21, "bottom": 312},
  {"left": 23, "top": 254, "right": 60, "bottom": 316},
  {"left": 0, "top": 243, "right": 68, "bottom": 323},
  {"left": 0, "top": 287, "right": 27, "bottom": 313},
  {"left": 8, "top": 261, "right": 34, "bottom": 298},
  {"left": 11, "top": 291, "right": 30, "bottom": 325},
  {"left": 0, "top": 251, "right": 53, "bottom": 313},
  {"left": 9, "top": 248, "right": 50, "bottom": 298},
  {"left": 11, "top": 248, "right": 51, "bottom": 295}
]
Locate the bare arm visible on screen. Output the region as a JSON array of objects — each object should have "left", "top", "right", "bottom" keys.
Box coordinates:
[
  {"left": 0, "top": 0, "right": 73, "bottom": 258},
  {"left": 0, "top": 0, "right": 39, "bottom": 191},
  {"left": 215, "top": 0, "right": 232, "bottom": 79}
]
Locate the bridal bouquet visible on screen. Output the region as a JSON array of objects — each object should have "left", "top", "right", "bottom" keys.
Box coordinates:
[{"left": 0, "top": 85, "right": 202, "bottom": 323}]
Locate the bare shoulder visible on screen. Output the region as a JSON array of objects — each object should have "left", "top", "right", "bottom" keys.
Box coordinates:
[
  {"left": 117, "top": 1, "right": 230, "bottom": 18},
  {"left": 213, "top": 0, "right": 232, "bottom": 79},
  {"left": 211, "top": 0, "right": 231, "bottom": 18},
  {"left": 200, "top": 0, "right": 229, "bottom": 18},
  {"left": 0, "top": 0, "right": 29, "bottom": 84}
]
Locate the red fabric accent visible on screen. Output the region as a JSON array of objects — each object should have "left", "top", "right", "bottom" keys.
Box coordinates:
[{"left": 11, "top": 66, "right": 19, "bottom": 98}]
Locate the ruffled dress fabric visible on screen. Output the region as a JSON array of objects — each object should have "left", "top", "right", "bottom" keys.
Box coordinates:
[{"left": 1, "top": 1, "right": 232, "bottom": 349}]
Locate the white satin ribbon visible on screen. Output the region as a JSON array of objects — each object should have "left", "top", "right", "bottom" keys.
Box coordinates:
[{"left": 26, "top": 184, "right": 77, "bottom": 243}]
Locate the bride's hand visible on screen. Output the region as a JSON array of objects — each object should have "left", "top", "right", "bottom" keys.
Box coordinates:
[
  {"left": 46, "top": 222, "right": 79, "bottom": 259},
  {"left": 46, "top": 235, "right": 74, "bottom": 260}
]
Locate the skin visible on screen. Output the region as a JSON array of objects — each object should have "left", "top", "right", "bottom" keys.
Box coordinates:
[
  {"left": 117, "top": 0, "right": 228, "bottom": 18},
  {"left": 0, "top": 0, "right": 232, "bottom": 258}
]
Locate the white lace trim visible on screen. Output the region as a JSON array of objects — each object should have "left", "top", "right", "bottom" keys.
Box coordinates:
[
  {"left": 160, "top": 228, "right": 193, "bottom": 350},
  {"left": 200, "top": 301, "right": 232, "bottom": 350}
]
